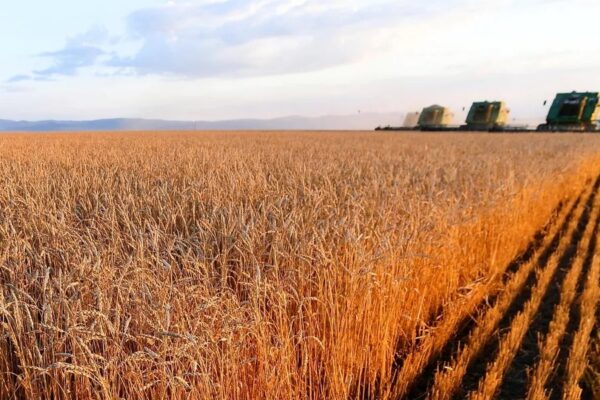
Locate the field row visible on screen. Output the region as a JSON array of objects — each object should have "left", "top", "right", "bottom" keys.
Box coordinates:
[{"left": 389, "top": 177, "right": 600, "bottom": 399}]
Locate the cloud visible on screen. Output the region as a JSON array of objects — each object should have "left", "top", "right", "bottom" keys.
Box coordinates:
[
  {"left": 20, "top": 0, "right": 588, "bottom": 82},
  {"left": 9, "top": 25, "right": 109, "bottom": 82},
  {"left": 9, "top": 0, "right": 466, "bottom": 82},
  {"left": 109, "top": 0, "right": 459, "bottom": 77},
  {"left": 35, "top": 45, "right": 105, "bottom": 77},
  {"left": 7, "top": 74, "right": 31, "bottom": 83}
]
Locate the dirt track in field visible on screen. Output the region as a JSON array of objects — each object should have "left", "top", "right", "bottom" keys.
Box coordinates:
[{"left": 393, "top": 177, "right": 600, "bottom": 399}]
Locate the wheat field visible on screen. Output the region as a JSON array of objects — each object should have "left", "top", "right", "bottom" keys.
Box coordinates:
[{"left": 1, "top": 131, "right": 600, "bottom": 399}]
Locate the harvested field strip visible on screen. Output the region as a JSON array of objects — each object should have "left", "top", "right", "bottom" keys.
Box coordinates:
[
  {"left": 388, "top": 200, "right": 571, "bottom": 400},
  {"left": 494, "top": 177, "right": 600, "bottom": 399},
  {"left": 465, "top": 177, "right": 600, "bottom": 400},
  {"left": 393, "top": 193, "right": 580, "bottom": 400},
  {"left": 428, "top": 194, "right": 587, "bottom": 400},
  {"left": 562, "top": 238, "right": 600, "bottom": 399},
  {"left": 527, "top": 199, "right": 600, "bottom": 399},
  {"left": 548, "top": 202, "right": 600, "bottom": 400},
  {"left": 426, "top": 186, "right": 590, "bottom": 400}
]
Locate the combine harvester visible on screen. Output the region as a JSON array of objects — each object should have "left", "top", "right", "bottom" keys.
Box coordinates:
[
  {"left": 403, "top": 111, "right": 421, "bottom": 128},
  {"left": 418, "top": 105, "right": 455, "bottom": 131},
  {"left": 462, "top": 101, "right": 510, "bottom": 131},
  {"left": 537, "top": 91, "right": 600, "bottom": 132},
  {"left": 375, "top": 91, "right": 600, "bottom": 132}
]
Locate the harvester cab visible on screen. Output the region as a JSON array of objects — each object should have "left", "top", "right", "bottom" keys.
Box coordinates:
[
  {"left": 418, "top": 105, "right": 454, "bottom": 130},
  {"left": 538, "top": 91, "right": 600, "bottom": 132},
  {"left": 463, "top": 101, "right": 509, "bottom": 131}
]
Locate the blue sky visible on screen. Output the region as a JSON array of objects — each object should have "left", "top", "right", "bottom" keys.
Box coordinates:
[{"left": 1, "top": 0, "right": 599, "bottom": 123}]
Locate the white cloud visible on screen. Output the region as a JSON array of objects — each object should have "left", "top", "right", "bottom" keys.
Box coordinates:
[
  {"left": 8, "top": 25, "right": 110, "bottom": 81},
  {"left": 14, "top": 0, "right": 469, "bottom": 80},
  {"left": 109, "top": 0, "right": 450, "bottom": 77},
  {"left": 3, "top": 0, "right": 600, "bottom": 121},
  {"left": 10, "top": 0, "right": 600, "bottom": 82}
]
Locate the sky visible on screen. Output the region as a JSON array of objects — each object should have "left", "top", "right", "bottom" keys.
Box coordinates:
[{"left": 0, "top": 0, "right": 599, "bottom": 123}]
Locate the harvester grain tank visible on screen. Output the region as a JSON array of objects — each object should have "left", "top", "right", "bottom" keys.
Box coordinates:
[
  {"left": 538, "top": 91, "right": 600, "bottom": 132},
  {"left": 464, "top": 101, "right": 510, "bottom": 131},
  {"left": 418, "top": 105, "right": 454, "bottom": 130}
]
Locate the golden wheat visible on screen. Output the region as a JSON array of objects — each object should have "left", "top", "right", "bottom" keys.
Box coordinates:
[{"left": 0, "top": 131, "right": 600, "bottom": 399}]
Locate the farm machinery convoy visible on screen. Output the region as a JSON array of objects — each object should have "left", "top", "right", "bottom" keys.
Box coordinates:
[{"left": 376, "top": 91, "right": 600, "bottom": 132}]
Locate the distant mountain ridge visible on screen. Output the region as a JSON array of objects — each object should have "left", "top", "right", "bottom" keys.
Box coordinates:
[{"left": 0, "top": 113, "right": 403, "bottom": 132}]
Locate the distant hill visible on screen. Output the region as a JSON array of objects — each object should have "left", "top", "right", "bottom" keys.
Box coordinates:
[{"left": 0, "top": 113, "right": 403, "bottom": 132}]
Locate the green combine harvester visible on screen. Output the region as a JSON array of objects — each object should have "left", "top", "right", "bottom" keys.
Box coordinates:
[
  {"left": 538, "top": 91, "right": 600, "bottom": 132},
  {"left": 375, "top": 91, "right": 600, "bottom": 132},
  {"left": 418, "top": 105, "right": 454, "bottom": 130},
  {"left": 463, "top": 101, "right": 510, "bottom": 131}
]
